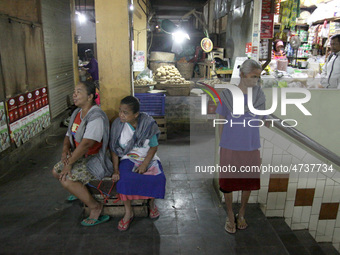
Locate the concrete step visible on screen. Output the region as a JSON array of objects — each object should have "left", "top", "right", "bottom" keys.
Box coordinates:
[
  {"left": 225, "top": 204, "right": 291, "bottom": 255},
  {"left": 268, "top": 217, "right": 340, "bottom": 255}
]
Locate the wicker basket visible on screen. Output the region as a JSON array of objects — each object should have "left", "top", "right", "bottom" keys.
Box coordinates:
[
  {"left": 155, "top": 82, "right": 194, "bottom": 90},
  {"left": 134, "top": 85, "right": 151, "bottom": 93},
  {"left": 154, "top": 83, "right": 192, "bottom": 96},
  {"left": 150, "top": 51, "right": 175, "bottom": 62},
  {"left": 176, "top": 62, "right": 195, "bottom": 80},
  {"left": 166, "top": 85, "right": 191, "bottom": 96}
]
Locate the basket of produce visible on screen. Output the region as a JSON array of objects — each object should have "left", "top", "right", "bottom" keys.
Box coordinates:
[
  {"left": 149, "top": 61, "right": 176, "bottom": 74},
  {"left": 134, "top": 79, "right": 157, "bottom": 93},
  {"left": 153, "top": 65, "right": 191, "bottom": 90}
]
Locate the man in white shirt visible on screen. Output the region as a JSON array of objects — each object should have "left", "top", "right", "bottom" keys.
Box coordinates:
[{"left": 320, "top": 34, "right": 340, "bottom": 88}]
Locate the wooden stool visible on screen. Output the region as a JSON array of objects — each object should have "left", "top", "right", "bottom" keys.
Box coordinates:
[{"left": 153, "top": 116, "right": 167, "bottom": 141}]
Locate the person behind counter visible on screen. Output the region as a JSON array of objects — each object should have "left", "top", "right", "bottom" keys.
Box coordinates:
[
  {"left": 272, "top": 39, "right": 287, "bottom": 60},
  {"left": 216, "top": 59, "right": 265, "bottom": 234},
  {"left": 320, "top": 34, "right": 340, "bottom": 88},
  {"left": 82, "top": 49, "right": 99, "bottom": 82},
  {"left": 110, "top": 96, "right": 166, "bottom": 231},
  {"left": 81, "top": 49, "right": 100, "bottom": 105},
  {"left": 52, "top": 80, "right": 113, "bottom": 227}
]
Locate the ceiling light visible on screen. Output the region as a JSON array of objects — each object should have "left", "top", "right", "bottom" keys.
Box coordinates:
[
  {"left": 172, "top": 29, "right": 190, "bottom": 44},
  {"left": 76, "top": 11, "right": 87, "bottom": 24}
]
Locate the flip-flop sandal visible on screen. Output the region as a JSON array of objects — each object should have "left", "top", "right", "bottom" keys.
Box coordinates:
[
  {"left": 118, "top": 216, "right": 134, "bottom": 231},
  {"left": 149, "top": 206, "right": 160, "bottom": 219},
  {"left": 236, "top": 214, "right": 248, "bottom": 230},
  {"left": 66, "top": 195, "right": 78, "bottom": 202},
  {"left": 81, "top": 215, "right": 110, "bottom": 227},
  {"left": 224, "top": 217, "right": 236, "bottom": 234}
]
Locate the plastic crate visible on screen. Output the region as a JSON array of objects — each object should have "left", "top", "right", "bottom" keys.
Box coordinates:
[{"left": 135, "top": 93, "right": 166, "bottom": 116}]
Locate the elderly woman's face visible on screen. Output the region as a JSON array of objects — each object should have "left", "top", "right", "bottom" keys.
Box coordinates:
[
  {"left": 73, "top": 83, "right": 92, "bottom": 107},
  {"left": 119, "top": 104, "right": 139, "bottom": 124},
  {"left": 241, "top": 69, "right": 262, "bottom": 87}
]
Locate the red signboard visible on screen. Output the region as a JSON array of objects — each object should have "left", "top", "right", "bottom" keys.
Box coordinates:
[
  {"left": 261, "top": 14, "right": 274, "bottom": 39},
  {"left": 246, "top": 43, "right": 252, "bottom": 54}
]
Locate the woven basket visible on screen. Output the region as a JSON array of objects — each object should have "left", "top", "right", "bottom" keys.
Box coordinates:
[
  {"left": 176, "top": 62, "right": 195, "bottom": 80},
  {"left": 134, "top": 85, "right": 150, "bottom": 93},
  {"left": 166, "top": 85, "right": 191, "bottom": 96},
  {"left": 155, "top": 82, "right": 194, "bottom": 90},
  {"left": 154, "top": 83, "right": 192, "bottom": 96},
  {"left": 150, "top": 51, "right": 175, "bottom": 62}
]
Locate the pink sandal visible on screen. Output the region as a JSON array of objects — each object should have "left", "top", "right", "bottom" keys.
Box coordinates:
[
  {"left": 118, "top": 216, "right": 134, "bottom": 231},
  {"left": 149, "top": 205, "right": 160, "bottom": 219}
]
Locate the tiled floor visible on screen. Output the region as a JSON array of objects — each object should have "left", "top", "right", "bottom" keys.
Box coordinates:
[{"left": 0, "top": 126, "right": 292, "bottom": 254}]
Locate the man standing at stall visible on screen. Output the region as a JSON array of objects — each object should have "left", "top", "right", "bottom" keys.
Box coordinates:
[{"left": 320, "top": 34, "right": 340, "bottom": 89}]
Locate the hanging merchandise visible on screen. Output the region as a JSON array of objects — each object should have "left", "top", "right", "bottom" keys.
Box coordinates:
[
  {"left": 275, "top": 0, "right": 281, "bottom": 15},
  {"left": 280, "top": 0, "right": 300, "bottom": 31}
]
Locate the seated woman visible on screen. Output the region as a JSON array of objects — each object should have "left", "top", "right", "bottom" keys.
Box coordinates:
[
  {"left": 52, "top": 80, "right": 113, "bottom": 226},
  {"left": 110, "top": 96, "right": 166, "bottom": 231},
  {"left": 272, "top": 39, "right": 287, "bottom": 60}
]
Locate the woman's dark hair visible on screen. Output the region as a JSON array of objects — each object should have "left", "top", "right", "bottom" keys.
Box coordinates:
[
  {"left": 121, "top": 96, "right": 140, "bottom": 113},
  {"left": 79, "top": 80, "right": 97, "bottom": 105}
]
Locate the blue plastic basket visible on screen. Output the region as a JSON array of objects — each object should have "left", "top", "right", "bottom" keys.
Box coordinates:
[{"left": 135, "top": 93, "right": 166, "bottom": 116}]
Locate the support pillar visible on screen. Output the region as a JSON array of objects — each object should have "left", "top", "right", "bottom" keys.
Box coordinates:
[{"left": 95, "top": 0, "right": 132, "bottom": 121}]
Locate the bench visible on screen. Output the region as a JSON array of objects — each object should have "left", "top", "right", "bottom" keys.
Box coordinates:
[{"left": 84, "top": 177, "right": 149, "bottom": 217}]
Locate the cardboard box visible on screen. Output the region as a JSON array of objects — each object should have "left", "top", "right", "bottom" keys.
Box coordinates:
[
  {"left": 41, "top": 87, "right": 48, "bottom": 106},
  {"left": 26, "top": 92, "right": 36, "bottom": 114},
  {"left": 17, "top": 94, "right": 27, "bottom": 119},
  {"left": 7, "top": 96, "right": 19, "bottom": 123},
  {"left": 34, "top": 89, "right": 42, "bottom": 110},
  {"left": 0, "top": 124, "right": 11, "bottom": 152},
  {"left": 0, "top": 102, "right": 7, "bottom": 128},
  {"left": 9, "top": 119, "right": 23, "bottom": 147}
]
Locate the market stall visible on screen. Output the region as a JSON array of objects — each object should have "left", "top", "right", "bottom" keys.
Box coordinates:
[{"left": 259, "top": 0, "right": 340, "bottom": 89}]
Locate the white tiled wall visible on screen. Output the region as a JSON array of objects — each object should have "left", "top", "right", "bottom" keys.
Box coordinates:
[{"left": 258, "top": 127, "right": 340, "bottom": 251}]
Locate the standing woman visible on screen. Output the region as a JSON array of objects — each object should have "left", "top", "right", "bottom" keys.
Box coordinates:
[
  {"left": 272, "top": 39, "right": 287, "bottom": 60},
  {"left": 110, "top": 96, "right": 166, "bottom": 231},
  {"left": 52, "top": 80, "right": 113, "bottom": 226},
  {"left": 216, "top": 59, "right": 265, "bottom": 234}
]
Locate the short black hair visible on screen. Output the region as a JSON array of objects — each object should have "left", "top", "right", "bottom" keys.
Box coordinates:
[
  {"left": 85, "top": 49, "right": 94, "bottom": 59},
  {"left": 79, "top": 80, "right": 97, "bottom": 105},
  {"left": 121, "top": 96, "right": 140, "bottom": 113},
  {"left": 331, "top": 34, "right": 340, "bottom": 43}
]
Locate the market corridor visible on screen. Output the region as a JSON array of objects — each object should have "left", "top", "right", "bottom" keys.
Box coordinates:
[{"left": 0, "top": 126, "right": 330, "bottom": 255}]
